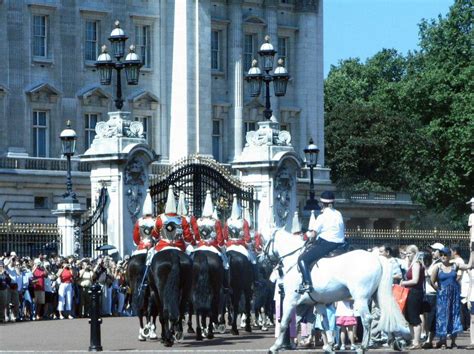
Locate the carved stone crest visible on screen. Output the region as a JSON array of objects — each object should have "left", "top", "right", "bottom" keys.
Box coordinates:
[
  {"left": 125, "top": 158, "right": 146, "bottom": 222},
  {"left": 274, "top": 164, "right": 295, "bottom": 227}
]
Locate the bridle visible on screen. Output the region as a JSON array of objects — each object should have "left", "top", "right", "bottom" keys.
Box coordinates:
[{"left": 263, "top": 228, "right": 305, "bottom": 268}]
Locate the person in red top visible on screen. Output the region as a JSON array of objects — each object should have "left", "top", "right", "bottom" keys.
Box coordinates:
[
  {"left": 132, "top": 189, "right": 156, "bottom": 251},
  {"left": 154, "top": 186, "right": 193, "bottom": 252},
  {"left": 32, "top": 259, "right": 48, "bottom": 320},
  {"left": 57, "top": 261, "right": 74, "bottom": 319}
]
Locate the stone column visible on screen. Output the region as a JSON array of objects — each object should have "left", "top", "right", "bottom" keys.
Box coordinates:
[
  {"left": 295, "top": 4, "right": 323, "bottom": 165},
  {"left": 52, "top": 203, "right": 84, "bottom": 257},
  {"left": 233, "top": 120, "right": 301, "bottom": 233},
  {"left": 229, "top": 0, "right": 243, "bottom": 161},
  {"left": 81, "top": 111, "right": 157, "bottom": 257}
]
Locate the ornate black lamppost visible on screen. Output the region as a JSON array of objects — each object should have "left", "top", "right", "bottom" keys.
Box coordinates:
[
  {"left": 95, "top": 21, "right": 142, "bottom": 110},
  {"left": 303, "top": 138, "right": 320, "bottom": 212},
  {"left": 245, "top": 35, "right": 290, "bottom": 120},
  {"left": 60, "top": 121, "right": 78, "bottom": 204}
]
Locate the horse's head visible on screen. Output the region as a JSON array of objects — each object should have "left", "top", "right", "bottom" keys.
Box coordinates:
[{"left": 262, "top": 227, "right": 306, "bottom": 266}]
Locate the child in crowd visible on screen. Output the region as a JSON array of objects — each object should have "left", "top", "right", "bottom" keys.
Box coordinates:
[{"left": 335, "top": 299, "right": 357, "bottom": 350}]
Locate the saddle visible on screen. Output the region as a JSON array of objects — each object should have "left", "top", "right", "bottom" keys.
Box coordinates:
[{"left": 308, "top": 241, "right": 350, "bottom": 269}]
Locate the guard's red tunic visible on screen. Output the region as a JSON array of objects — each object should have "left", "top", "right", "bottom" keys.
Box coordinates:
[
  {"left": 192, "top": 217, "right": 224, "bottom": 252},
  {"left": 224, "top": 219, "right": 251, "bottom": 247},
  {"left": 153, "top": 213, "right": 193, "bottom": 252},
  {"left": 132, "top": 216, "right": 157, "bottom": 250}
]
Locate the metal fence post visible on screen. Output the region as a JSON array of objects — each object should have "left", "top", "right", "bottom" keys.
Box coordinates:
[{"left": 88, "top": 283, "right": 103, "bottom": 352}]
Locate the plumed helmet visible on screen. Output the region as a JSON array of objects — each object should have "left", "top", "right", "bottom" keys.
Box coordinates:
[
  {"left": 229, "top": 194, "right": 241, "bottom": 220},
  {"left": 165, "top": 185, "right": 177, "bottom": 214},
  {"left": 212, "top": 206, "right": 218, "bottom": 220},
  {"left": 202, "top": 190, "right": 214, "bottom": 218},
  {"left": 291, "top": 211, "right": 302, "bottom": 234},
  {"left": 308, "top": 210, "right": 317, "bottom": 231},
  {"left": 177, "top": 190, "right": 188, "bottom": 216},
  {"left": 243, "top": 206, "right": 252, "bottom": 228},
  {"left": 320, "top": 191, "right": 335, "bottom": 204},
  {"left": 142, "top": 189, "right": 153, "bottom": 216}
]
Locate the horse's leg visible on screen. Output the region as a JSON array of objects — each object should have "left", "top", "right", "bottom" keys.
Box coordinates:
[
  {"left": 138, "top": 312, "right": 146, "bottom": 341},
  {"left": 244, "top": 288, "right": 252, "bottom": 333},
  {"left": 187, "top": 303, "right": 195, "bottom": 333},
  {"left": 195, "top": 313, "right": 203, "bottom": 341},
  {"left": 230, "top": 289, "right": 241, "bottom": 335},
  {"left": 353, "top": 297, "right": 372, "bottom": 350},
  {"left": 269, "top": 293, "right": 298, "bottom": 353}
]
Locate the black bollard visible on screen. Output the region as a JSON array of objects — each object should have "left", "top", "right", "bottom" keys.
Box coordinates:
[{"left": 88, "top": 283, "right": 103, "bottom": 352}]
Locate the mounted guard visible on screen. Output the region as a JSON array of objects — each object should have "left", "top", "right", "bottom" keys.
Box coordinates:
[
  {"left": 297, "top": 191, "right": 345, "bottom": 294},
  {"left": 177, "top": 190, "right": 198, "bottom": 254},
  {"left": 224, "top": 195, "right": 253, "bottom": 262},
  {"left": 132, "top": 189, "right": 157, "bottom": 254},
  {"left": 192, "top": 190, "right": 228, "bottom": 268},
  {"left": 154, "top": 186, "right": 194, "bottom": 252}
]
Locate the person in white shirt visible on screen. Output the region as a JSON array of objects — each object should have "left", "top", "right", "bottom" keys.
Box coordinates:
[{"left": 297, "top": 191, "right": 345, "bottom": 293}]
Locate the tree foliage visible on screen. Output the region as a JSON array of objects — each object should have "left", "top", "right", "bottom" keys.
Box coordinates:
[{"left": 324, "top": 0, "right": 473, "bottom": 228}]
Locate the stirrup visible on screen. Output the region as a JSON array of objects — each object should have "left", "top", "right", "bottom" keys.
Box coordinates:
[{"left": 296, "top": 283, "right": 313, "bottom": 294}]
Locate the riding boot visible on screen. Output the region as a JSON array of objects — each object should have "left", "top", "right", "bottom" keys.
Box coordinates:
[{"left": 297, "top": 259, "right": 313, "bottom": 294}]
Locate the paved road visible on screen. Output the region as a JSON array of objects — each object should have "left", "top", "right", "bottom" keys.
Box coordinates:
[{"left": 0, "top": 316, "right": 472, "bottom": 353}]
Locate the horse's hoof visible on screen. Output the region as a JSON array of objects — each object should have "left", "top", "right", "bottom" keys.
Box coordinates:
[
  {"left": 245, "top": 324, "right": 252, "bottom": 333},
  {"left": 138, "top": 336, "right": 146, "bottom": 342},
  {"left": 164, "top": 340, "right": 174, "bottom": 347},
  {"left": 174, "top": 331, "right": 183, "bottom": 343},
  {"left": 231, "top": 328, "right": 239, "bottom": 335},
  {"left": 187, "top": 326, "right": 195, "bottom": 334},
  {"left": 261, "top": 325, "right": 268, "bottom": 331},
  {"left": 149, "top": 332, "right": 158, "bottom": 340},
  {"left": 217, "top": 323, "right": 226, "bottom": 334},
  {"left": 393, "top": 338, "right": 406, "bottom": 351},
  {"left": 207, "top": 332, "right": 214, "bottom": 339},
  {"left": 322, "top": 344, "right": 334, "bottom": 353},
  {"left": 202, "top": 327, "right": 209, "bottom": 337}
]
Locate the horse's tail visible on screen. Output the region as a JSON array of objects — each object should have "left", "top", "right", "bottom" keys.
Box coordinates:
[
  {"left": 193, "top": 252, "right": 212, "bottom": 313},
  {"left": 163, "top": 252, "right": 181, "bottom": 322},
  {"left": 374, "top": 256, "right": 410, "bottom": 337}
]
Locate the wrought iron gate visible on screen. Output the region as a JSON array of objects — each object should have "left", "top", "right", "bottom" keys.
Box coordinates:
[
  {"left": 81, "top": 186, "right": 108, "bottom": 257},
  {"left": 149, "top": 155, "right": 258, "bottom": 227}
]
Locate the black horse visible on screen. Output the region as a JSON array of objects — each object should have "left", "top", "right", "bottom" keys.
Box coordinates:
[
  {"left": 227, "top": 250, "right": 254, "bottom": 335},
  {"left": 126, "top": 252, "right": 159, "bottom": 341},
  {"left": 191, "top": 250, "right": 224, "bottom": 340},
  {"left": 149, "top": 249, "right": 189, "bottom": 347},
  {"left": 253, "top": 257, "right": 275, "bottom": 330},
  {"left": 176, "top": 250, "right": 194, "bottom": 340}
]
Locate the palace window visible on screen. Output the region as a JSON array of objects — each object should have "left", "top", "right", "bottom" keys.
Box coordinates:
[
  {"left": 32, "top": 15, "right": 49, "bottom": 58},
  {"left": 134, "top": 116, "right": 151, "bottom": 144},
  {"left": 33, "top": 110, "right": 48, "bottom": 157},
  {"left": 85, "top": 20, "right": 100, "bottom": 62},
  {"left": 278, "top": 37, "right": 289, "bottom": 68},
  {"left": 244, "top": 34, "right": 257, "bottom": 71},
  {"left": 135, "top": 25, "right": 151, "bottom": 68},
  {"left": 211, "top": 30, "right": 221, "bottom": 71},
  {"left": 85, "top": 113, "right": 99, "bottom": 150},
  {"left": 212, "top": 119, "right": 222, "bottom": 162}
]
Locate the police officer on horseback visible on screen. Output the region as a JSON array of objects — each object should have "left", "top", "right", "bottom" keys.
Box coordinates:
[{"left": 298, "top": 191, "right": 345, "bottom": 293}]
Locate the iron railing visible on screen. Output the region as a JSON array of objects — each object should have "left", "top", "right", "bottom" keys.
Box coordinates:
[
  {"left": 346, "top": 228, "right": 470, "bottom": 257},
  {"left": 0, "top": 222, "right": 61, "bottom": 257}
]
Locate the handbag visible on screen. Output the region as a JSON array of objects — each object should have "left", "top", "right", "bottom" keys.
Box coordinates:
[{"left": 392, "top": 284, "right": 410, "bottom": 312}]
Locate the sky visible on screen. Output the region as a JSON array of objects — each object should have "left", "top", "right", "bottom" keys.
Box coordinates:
[{"left": 324, "top": 0, "right": 454, "bottom": 77}]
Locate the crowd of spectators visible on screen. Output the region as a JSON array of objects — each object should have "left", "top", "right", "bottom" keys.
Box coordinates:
[
  {"left": 275, "top": 242, "right": 474, "bottom": 350},
  {"left": 0, "top": 251, "right": 130, "bottom": 324}
]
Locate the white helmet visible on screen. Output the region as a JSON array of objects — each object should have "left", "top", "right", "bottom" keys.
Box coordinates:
[
  {"left": 165, "top": 185, "right": 177, "bottom": 214},
  {"left": 202, "top": 190, "right": 214, "bottom": 218},
  {"left": 229, "top": 194, "right": 241, "bottom": 220},
  {"left": 142, "top": 189, "right": 153, "bottom": 216},
  {"left": 177, "top": 190, "right": 188, "bottom": 216}
]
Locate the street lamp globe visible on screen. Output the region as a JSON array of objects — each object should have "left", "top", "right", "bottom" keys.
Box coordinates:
[
  {"left": 96, "top": 45, "right": 113, "bottom": 85},
  {"left": 258, "top": 35, "right": 277, "bottom": 71},
  {"left": 246, "top": 59, "right": 263, "bottom": 97},
  {"left": 60, "top": 121, "right": 77, "bottom": 156},
  {"left": 304, "top": 138, "right": 319, "bottom": 167},
  {"left": 273, "top": 58, "right": 289, "bottom": 97},
  {"left": 124, "top": 45, "right": 142, "bottom": 85},
  {"left": 108, "top": 20, "right": 128, "bottom": 59}
]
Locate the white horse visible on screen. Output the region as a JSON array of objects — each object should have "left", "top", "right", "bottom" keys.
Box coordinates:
[{"left": 263, "top": 228, "right": 410, "bottom": 353}]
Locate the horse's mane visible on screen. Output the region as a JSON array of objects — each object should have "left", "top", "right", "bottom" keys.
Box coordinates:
[{"left": 274, "top": 228, "right": 305, "bottom": 255}]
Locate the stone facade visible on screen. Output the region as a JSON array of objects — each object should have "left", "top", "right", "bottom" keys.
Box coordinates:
[{"left": 0, "top": 0, "right": 324, "bottom": 222}]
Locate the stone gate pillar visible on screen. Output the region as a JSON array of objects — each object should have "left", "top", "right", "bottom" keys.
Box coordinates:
[
  {"left": 52, "top": 203, "right": 84, "bottom": 257},
  {"left": 233, "top": 118, "right": 301, "bottom": 234},
  {"left": 81, "top": 111, "right": 157, "bottom": 257}
]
